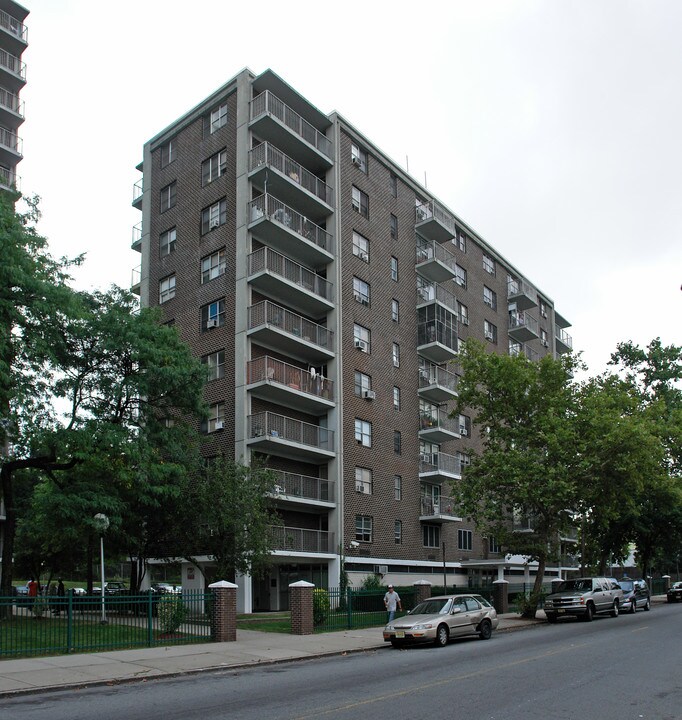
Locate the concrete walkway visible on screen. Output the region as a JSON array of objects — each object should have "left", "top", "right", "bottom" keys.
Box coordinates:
[{"left": 0, "top": 612, "right": 543, "bottom": 697}]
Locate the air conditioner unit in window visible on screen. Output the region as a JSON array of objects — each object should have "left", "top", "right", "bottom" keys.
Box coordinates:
[
  {"left": 209, "top": 219, "right": 220, "bottom": 229},
  {"left": 420, "top": 453, "right": 433, "bottom": 464},
  {"left": 485, "top": 332, "right": 494, "bottom": 341},
  {"left": 359, "top": 251, "right": 369, "bottom": 262},
  {"left": 542, "top": 340, "right": 549, "bottom": 348},
  {"left": 460, "top": 427, "right": 468, "bottom": 436},
  {"left": 354, "top": 292, "right": 368, "bottom": 305},
  {"left": 356, "top": 483, "right": 365, "bottom": 493},
  {"left": 214, "top": 420, "right": 224, "bottom": 430},
  {"left": 376, "top": 565, "right": 388, "bottom": 575},
  {"left": 417, "top": 287, "right": 430, "bottom": 301},
  {"left": 206, "top": 319, "right": 219, "bottom": 329},
  {"left": 419, "top": 369, "right": 430, "bottom": 381},
  {"left": 432, "top": 505, "right": 440, "bottom": 515},
  {"left": 352, "top": 156, "right": 362, "bottom": 167},
  {"left": 456, "top": 277, "right": 466, "bottom": 287},
  {"left": 354, "top": 338, "right": 367, "bottom": 351},
  {"left": 362, "top": 390, "right": 376, "bottom": 400}
]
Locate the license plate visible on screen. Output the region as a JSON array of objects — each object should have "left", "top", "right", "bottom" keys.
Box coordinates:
[
  {"left": 395, "top": 631, "right": 405, "bottom": 638},
  {"left": 557, "top": 609, "right": 565, "bottom": 614}
]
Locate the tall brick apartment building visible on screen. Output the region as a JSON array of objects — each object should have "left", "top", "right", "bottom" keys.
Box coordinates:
[{"left": 131, "top": 68, "right": 574, "bottom": 612}]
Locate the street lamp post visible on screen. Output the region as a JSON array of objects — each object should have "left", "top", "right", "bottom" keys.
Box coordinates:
[{"left": 93, "top": 513, "right": 109, "bottom": 625}]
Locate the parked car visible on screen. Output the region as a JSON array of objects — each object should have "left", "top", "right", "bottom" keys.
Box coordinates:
[
  {"left": 544, "top": 577, "right": 623, "bottom": 622},
  {"left": 613, "top": 578, "right": 650, "bottom": 613},
  {"left": 151, "top": 583, "right": 181, "bottom": 595},
  {"left": 667, "top": 581, "right": 682, "bottom": 603},
  {"left": 383, "top": 594, "right": 499, "bottom": 648},
  {"left": 92, "top": 581, "right": 128, "bottom": 595}
]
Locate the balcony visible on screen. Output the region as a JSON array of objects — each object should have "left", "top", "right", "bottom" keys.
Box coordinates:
[
  {"left": 418, "top": 363, "right": 459, "bottom": 404},
  {"left": 270, "top": 470, "right": 335, "bottom": 506},
  {"left": 249, "top": 194, "right": 333, "bottom": 267},
  {"left": 415, "top": 237, "right": 457, "bottom": 283},
  {"left": 250, "top": 90, "right": 333, "bottom": 171},
  {"left": 0, "top": 125, "right": 21, "bottom": 165},
  {"left": 560, "top": 525, "right": 579, "bottom": 543},
  {"left": 247, "top": 246, "right": 333, "bottom": 319},
  {"left": 0, "top": 165, "right": 19, "bottom": 193},
  {"left": 247, "top": 411, "right": 335, "bottom": 462},
  {"left": 509, "top": 342, "right": 539, "bottom": 362},
  {"left": 416, "top": 282, "right": 457, "bottom": 313},
  {"left": 415, "top": 199, "right": 456, "bottom": 243},
  {"left": 131, "top": 265, "right": 141, "bottom": 295},
  {"left": 508, "top": 311, "right": 539, "bottom": 343},
  {"left": 512, "top": 514, "right": 538, "bottom": 534},
  {"left": 0, "top": 49, "right": 26, "bottom": 92},
  {"left": 555, "top": 327, "right": 573, "bottom": 354},
  {"left": 269, "top": 525, "right": 334, "bottom": 554},
  {"left": 419, "top": 452, "right": 463, "bottom": 483},
  {"left": 419, "top": 407, "right": 460, "bottom": 443},
  {"left": 249, "top": 142, "right": 333, "bottom": 221},
  {"left": 507, "top": 277, "right": 538, "bottom": 312},
  {"left": 0, "top": 10, "right": 28, "bottom": 55},
  {"left": 132, "top": 178, "right": 143, "bottom": 209},
  {"left": 0, "top": 87, "right": 23, "bottom": 126},
  {"left": 247, "top": 356, "right": 334, "bottom": 414},
  {"left": 247, "top": 300, "right": 334, "bottom": 363},
  {"left": 417, "top": 320, "right": 458, "bottom": 363},
  {"left": 419, "top": 495, "right": 462, "bottom": 522},
  {"left": 131, "top": 221, "right": 142, "bottom": 252}
]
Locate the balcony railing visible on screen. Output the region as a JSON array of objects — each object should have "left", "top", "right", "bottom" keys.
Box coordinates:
[
  {"left": 0, "top": 86, "right": 23, "bottom": 116},
  {"left": 131, "top": 221, "right": 142, "bottom": 247},
  {"left": 247, "top": 356, "right": 334, "bottom": 401},
  {"left": 416, "top": 236, "right": 457, "bottom": 271},
  {"left": 0, "top": 166, "right": 19, "bottom": 191},
  {"left": 248, "top": 246, "right": 333, "bottom": 302},
  {"left": 249, "top": 194, "right": 333, "bottom": 255},
  {"left": 270, "top": 470, "right": 335, "bottom": 503},
  {"left": 417, "top": 320, "right": 458, "bottom": 351},
  {"left": 248, "top": 411, "right": 334, "bottom": 452},
  {"left": 0, "top": 126, "right": 21, "bottom": 154},
  {"left": 250, "top": 90, "right": 332, "bottom": 160},
  {"left": 249, "top": 142, "right": 333, "bottom": 206},
  {"left": 555, "top": 327, "right": 573, "bottom": 350},
  {"left": 419, "top": 452, "right": 463, "bottom": 477},
  {"left": 508, "top": 277, "right": 535, "bottom": 300},
  {"left": 0, "top": 49, "right": 26, "bottom": 80},
  {"left": 420, "top": 407, "right": 459, "bottom": 434},
  {"left": 131, "top": 265, "right": 141, "bottom": 293},
  {"left": 133, "top": 178, "right": 143, "bottom": 204},
  {"left": 509, "top": 311, "right": 539, "bottom": 335},
  {"left": 420, "top": 495, "right": 459, "bottom": 517},
  {"left": 419, "top": 363, "right": 459, "bottom": 393},
  {"left": 248, "top": 300, "right": 334, "bottom": 352},
  {"left": 269, "top": 525, "right": 333, "bottom": 554},
  {"left": 0, "top": 10, "right": 28, "bottom": 42},
  {"left": 509, "top": 343, "right": 539, "bottom": 362},
  {"left": 415, "top": 199, "right": 456, "bottom": 234},
  {"left": 416, "top": 282, "right": 457, "bottom": 312}
]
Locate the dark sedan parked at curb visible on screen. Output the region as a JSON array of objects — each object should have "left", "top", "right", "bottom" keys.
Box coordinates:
[
  {"left": 612, "top": 578, "right": 650, "bottom": 613},
  {"left": 383, "top": 594, "right": 499, "bottom": 648},
  {"left": 667, "top": 581, "right": 682, "bottom": 603}
]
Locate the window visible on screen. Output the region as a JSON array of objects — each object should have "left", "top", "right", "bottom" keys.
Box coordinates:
[
  {"left": 354, "top": 418, "right": 372, "bottom": 447},
  {"left": 207, "top": 102, "right": 228, "bottom": 134},
  {"left": 390, "top": 173, "right": 398, "bottom": 198},
  {"left": 483, "top": 286, "right": 497, "bottom": 310},
  {"left": 489, "top": 536, "right": 501, "bottom": 554},
  {"left": 159, "top": 227, "right": 176, "bottom": 257},
  {"left": 458, "top": 529, "right": 473, "bottom": 551},
  {"left": 355, "top": 515, "right": 372, "bottom": 542},
  {"left": 394, "top": 475, "right": 402, "bottom": 500},
  {"left": 455, "top": 450, "right": 471, "bottom": 469},
  {"left": 454, "top": 263, "right": 467, "bottom": 288},
  {"left": 423, "top": 524, "right": 441, "bottom": 548},
  {"left": 393, "top": 386, "right": 401, "bottom": 410},
  {"left": 539, "top": 299, "right": 548, "bottom": 318},
  {"left": 202, "top": 350, "right": 225, "bottom": 381},
  {"left": 353, "top": 277, "right": 370, "bottom": 306},
  {"left": 483, "top": 253, "right": 496, "bottom": 275},
  {"left": 457, "top": 301, "right": 469, "bottom": 326},
  {"left": 202, "top": 299, "right": 225, "bottom": 330},
  {"left": 458, "top": 414, "right": 471, "bottom": 437},
  {"left": 484, "top": 320, "right": 497, "bottom": 343},
  {"left": 390, "top": 256, "right": 398, "bottom": 281},
  {"left": 541, "top": 328, "right": 549, "bottom": 347},
  {"left": 353, "top": 231, "right": 370, "bottom": 262},
  {"left": 355, "top": 467, "right": 372, "bottom": 494},
  {"left": 354, "top": 324, "right": 371, "bottom": 353},
  {"left": 351, "top": 185, "right": 369, "bottom": 218},
  {"left": 159, "top": 275, "right": 176, "bottom": 304},
  {"left": 160, "top": 182, "right": 176, "bottom": 213},
  {"left": 202, "top": 149, "right": 227, "bottom": 186},
  {"left": 351, "top": 143, "right": 367, "bottom": 172},
  {"left": 392, "top": 342, "right": 400, "bottom": 367},
  {"left": 393, "top": 430, "right": 402, "bottom": 454},
  {"left": 201, "top": 249, "right": 226, "bottom": 283},
  {"left": 455, "top": 231, "right": 467, "bottom": 252},
  {"left": 390, "top": 213, "right": 398, "bottom": 240},
  {"left": 354, "top": 371, "right": 371, "bottom": 397},
  {"left": 394, "top": 520, "right": 402, "bottom": 544},
  {"left": 204, "top": 402, "right": 225, "bottom": 433},
  {"left": 392, "top": 299, "right": 399, "bottom": 323},
  {"left": 201, "top": 199, "right": 227, "bottom": 234},
  {"left": 160, "top": 140, "right": 175, "bottom": 168}
]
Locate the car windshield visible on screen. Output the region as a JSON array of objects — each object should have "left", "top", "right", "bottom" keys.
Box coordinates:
[
  {"left": 618, "top": 580, "right": 633, "bottom": 591},
  {"left": 556, "top": 579, "right": 592, "bottom": 592},
  {"left": 412, "top": 599, "right": 452, "bottom": 615}
]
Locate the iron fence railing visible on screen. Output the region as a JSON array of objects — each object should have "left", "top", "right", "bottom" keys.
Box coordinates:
[
  {"left": 247, "top": 246, "right": 333, "bottom": 301},
  {"left": 0, "top": 591, "right": 213, "bottom": 658},
  {"left": 313, "top": 588, "right": 417, "bottom": 633},
  {"left": 247, "top": 355, "right": 334, "bottom": 401}
]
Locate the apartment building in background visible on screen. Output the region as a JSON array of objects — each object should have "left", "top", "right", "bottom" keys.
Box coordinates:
[{"left": 131, "top": 68, "right": 574, "bottom": 612}]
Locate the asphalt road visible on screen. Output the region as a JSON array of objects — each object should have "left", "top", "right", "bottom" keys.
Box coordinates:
[{"left": 3, "top": 604, "right": 681, "bottom": 720}]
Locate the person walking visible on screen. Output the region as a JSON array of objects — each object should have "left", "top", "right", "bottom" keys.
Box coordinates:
[
  {"left": 384, "top": 584, "right": 402, "bottom": 622},
  {"left": 27, "top": 577, "right": 39, "bottom": 615}
]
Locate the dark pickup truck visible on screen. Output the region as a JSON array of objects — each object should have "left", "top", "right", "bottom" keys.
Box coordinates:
[{"left": 544, "top": 577, "right": 623, "bottom": 623}]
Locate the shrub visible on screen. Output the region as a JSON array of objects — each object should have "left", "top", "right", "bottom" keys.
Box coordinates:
[
  {"left": 361, "top": 574, "right": 383, "bottom": 591},
  {"left": 313, "top": 588, "right": 330, "bottom": 626},
  {"left": 157, "top": 595, "right": 189, "bottom": 634}
]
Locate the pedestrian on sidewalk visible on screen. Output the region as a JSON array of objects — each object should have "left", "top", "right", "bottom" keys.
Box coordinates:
[{"left": 384, "top": 584, "right": 402, "bottom": 622}]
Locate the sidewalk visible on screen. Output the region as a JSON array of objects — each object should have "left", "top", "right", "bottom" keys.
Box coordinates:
[{"left": 0, "top": 612, "right": 543, "bottom": 697}]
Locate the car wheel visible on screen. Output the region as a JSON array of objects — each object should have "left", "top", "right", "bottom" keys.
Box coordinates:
[
  {"left": 546, "top": 613, "right": 558, "bottom": 624},
  {"left": 478, "top": 619, "right": 492, "bottom": 640},
  {"left": 644, "top": 599, "right": 650, "bottom": 611},
  {"left": 583, "top": 603, "right": 594, "bottom": 622},
  {"left": 629, "top": 599, "right": 636, "bottom": 614},
  {"left": 610, "top": 601, "right": 619, "bottom": 618},
  {"left": 434, "top": 624, "right": 449, "bottom": 648}
]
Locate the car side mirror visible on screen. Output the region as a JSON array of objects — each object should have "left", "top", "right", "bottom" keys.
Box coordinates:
[{"left": 451, "top": 607, "right": 462, "bottom": 615}]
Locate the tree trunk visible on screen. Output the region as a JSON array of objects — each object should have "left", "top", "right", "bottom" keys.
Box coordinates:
[
  {"left": 522, "top": 554, "right": 547, "bottom": 619},
  {"left": 0, "top": 463, "right": 16, "bottom": 608}
]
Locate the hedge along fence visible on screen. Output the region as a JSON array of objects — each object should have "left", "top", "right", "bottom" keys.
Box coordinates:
[{"left": 313, "top": 587, "right": 417, "bottom": 632}]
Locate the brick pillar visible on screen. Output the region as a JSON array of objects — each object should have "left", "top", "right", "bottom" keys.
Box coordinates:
[
  {"left": 209, "top": 580, "right": 238, "bottom": 642},
  {"left": 413, "top": 580, "right": 432, "bottom": 606},
  {"left": 289, "top": 580, "right": 314, "bottom": 635},
  {"left": 492, "top": 580, "right": 509, "bottom": 614}
]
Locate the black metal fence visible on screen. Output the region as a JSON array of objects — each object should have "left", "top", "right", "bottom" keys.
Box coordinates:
[
  {"left": 312, "top": 587, "right": 417, "bottom": 632},
  {"left": 0, "top": 590, "right": 212, "bottom": 658}
]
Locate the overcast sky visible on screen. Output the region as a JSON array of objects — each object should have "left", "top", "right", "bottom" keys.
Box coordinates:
[{"left": 18, "top": 0, "right": 681, "bottom": 375}]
